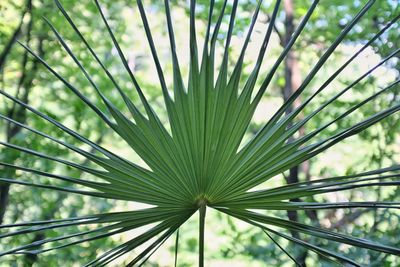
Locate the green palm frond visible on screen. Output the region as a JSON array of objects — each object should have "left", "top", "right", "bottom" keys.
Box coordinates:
[{"left": 1, "top": 0, "right": 399, "bottom": 266}]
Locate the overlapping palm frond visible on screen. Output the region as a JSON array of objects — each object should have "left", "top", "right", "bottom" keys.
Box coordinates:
[{"left": 0, "top": 0, "right": 399, "bottom": 266}]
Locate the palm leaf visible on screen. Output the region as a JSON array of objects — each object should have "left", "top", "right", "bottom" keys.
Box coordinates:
[{"left": 1, "top": 0, "right": 399, "bottom": 265}]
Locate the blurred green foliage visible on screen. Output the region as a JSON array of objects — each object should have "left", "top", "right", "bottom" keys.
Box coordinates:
[{"left": 0, "top": 0, "right": 398, "bottom": 266}]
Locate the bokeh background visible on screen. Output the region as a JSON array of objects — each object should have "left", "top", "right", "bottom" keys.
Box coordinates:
[{"left": 0, "top": 0, "right": 399, "bottom": 266}]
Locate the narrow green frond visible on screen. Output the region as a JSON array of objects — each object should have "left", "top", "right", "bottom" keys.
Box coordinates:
[
  {"left": 1, "top": 1, "right": 398, "bottom": 265},
  {"left": 263, "top": 230, "right": 302, "bottom": 266},
  {"left": 220, "top": 208, "right": 400, "bottom": 255}
]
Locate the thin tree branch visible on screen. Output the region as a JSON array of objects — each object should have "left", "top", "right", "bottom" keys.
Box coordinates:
[
  {"left": 0, "top": 0, "right": 32, "bottom": 71},
  {"left": 265, "top": 14, "right": 285, "bottom": 46}
]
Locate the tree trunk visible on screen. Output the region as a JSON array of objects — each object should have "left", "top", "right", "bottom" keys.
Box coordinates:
[
  {"left": 282, "top": 0, "right": 308, "bottom": 265},
  {"left": 0, "top": 1, "right": 44, "bottom": 224},
  {"left": 0, "top": 0, "right": 32, "bottom": 71}
]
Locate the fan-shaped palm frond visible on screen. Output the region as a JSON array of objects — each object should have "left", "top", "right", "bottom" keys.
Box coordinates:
[{"left": 1, "top": 0, "right": 399, "bottom": 266}]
